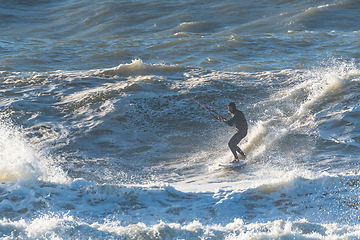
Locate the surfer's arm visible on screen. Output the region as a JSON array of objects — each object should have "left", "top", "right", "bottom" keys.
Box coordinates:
[
  {"left": 223, "top": 116, "right": 235, "bottom": 126},
  {"left": 217, "top": 115, "right": 228, "bottom": 122},
  {"left": 218, "top": 115, "right": 233, "bottom": 126}
]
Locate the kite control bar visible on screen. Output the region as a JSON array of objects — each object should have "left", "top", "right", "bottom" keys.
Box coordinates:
[{"left": 183, "top": 94, "right": 222, "bottom": 121}]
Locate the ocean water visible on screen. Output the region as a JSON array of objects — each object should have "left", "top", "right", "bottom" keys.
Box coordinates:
[{"left": 1, "top": 0, "right": 360, "bottom": 239}]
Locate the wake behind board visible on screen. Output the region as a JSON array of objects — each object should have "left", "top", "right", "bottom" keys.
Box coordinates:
[{"left": 219, "top": 160, "right": 247, "bottom": 168}]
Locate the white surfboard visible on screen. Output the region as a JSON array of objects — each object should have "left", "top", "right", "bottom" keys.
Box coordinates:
[{"left": 219, "top": 160, "right": 247, "bottom": 168}]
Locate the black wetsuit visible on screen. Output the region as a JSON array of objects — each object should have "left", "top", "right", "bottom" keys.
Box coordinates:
[{"left": 223, "top": 109, "right": 248, "bottom": 159}]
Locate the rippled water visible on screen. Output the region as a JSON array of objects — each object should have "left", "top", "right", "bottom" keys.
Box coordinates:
[{"left": 1, "top": 0, "right": 360, "bottom": 239}]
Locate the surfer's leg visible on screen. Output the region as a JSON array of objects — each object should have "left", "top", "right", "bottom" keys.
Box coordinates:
[
  {"left": 228, "top": 131, "right": 244, "bottom": 159},
  {"left": 236, "top": 146, "right": 245, "bottom": 156},
  {"left": 230, "top": 129, "right": 247, "bottom": 158},
  {"left": 228, "top": 137, "right": 238, "bottom": 159}
]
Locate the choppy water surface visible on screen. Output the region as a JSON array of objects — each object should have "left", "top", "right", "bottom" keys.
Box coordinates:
[{"left": 1, "top": 0, "right": 360, "bottom": 239}]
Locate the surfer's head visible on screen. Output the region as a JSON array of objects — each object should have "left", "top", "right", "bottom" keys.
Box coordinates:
[{"left": 227, "top": 102, "right": 236, "bottom": 113}]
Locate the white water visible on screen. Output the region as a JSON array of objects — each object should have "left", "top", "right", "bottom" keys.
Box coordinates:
[{"left": 1, "top": 0, "right": 360, "bottom": 239}]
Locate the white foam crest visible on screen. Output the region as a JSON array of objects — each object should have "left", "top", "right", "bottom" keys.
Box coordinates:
[
  {"left": 224, "top": 219, "right": 360, "bottom": 239},
  {"left": 0, "top": 120, "right": 38, "bottom": 183},
  {"left": 241, "top": 119, "right": 289, "bottom": 158},
  {"left": 1, "top": 171, "right": 360, "bottom": 239},
  {"left": 242, "top": 60, "right": 359, "bottom": 161},
  {"left": 25, "top": 214, "right": 74, "bottom": 239},
  {"left": 101, "top": 59, "right": 185, "bottom": 76},
  {"left": 87, "top": 217, "right": 360, "bottom": 239},
  {"left": 0, "top": 213, "right": 74, "bottom": 239},
  {"left": 0, "top": 119, "right": 69, "bottom": 184},
  {"left": 179, "top": 22, "right": 198, "bottom": 27},
  {"left": 3, "top": 215, "right": 360, "bottom": 239},
  {"left": 285, "top": 3, "right": 339, "bottom": 28},
  {"left": 291, "top": 60, "right": 359, "bottom": 117}
]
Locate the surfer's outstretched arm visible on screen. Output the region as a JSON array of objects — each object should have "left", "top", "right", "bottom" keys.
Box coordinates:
[{"left": 217, "top": 115, "right": 226, "bottom": 122}]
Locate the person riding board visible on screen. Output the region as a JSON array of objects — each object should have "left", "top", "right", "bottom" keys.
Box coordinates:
[{"left": 217, "top": 102, "right": 248, "bottom": 163}]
